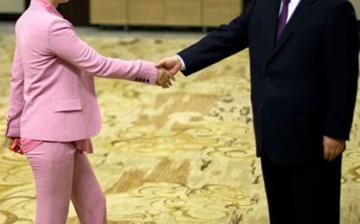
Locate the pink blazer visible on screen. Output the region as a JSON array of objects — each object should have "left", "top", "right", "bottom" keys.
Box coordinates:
[{"left": 6, "top": 0, "right": 158, "bottom": 143}]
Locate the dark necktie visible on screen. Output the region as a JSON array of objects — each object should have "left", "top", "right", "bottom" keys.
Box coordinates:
[{"left": 276, "top": 0, "right": 291, "bottom": 41}]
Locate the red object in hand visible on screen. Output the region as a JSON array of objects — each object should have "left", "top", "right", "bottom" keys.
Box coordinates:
[{"left": 9, "top": 138, "right": 24, "bottom": 155}]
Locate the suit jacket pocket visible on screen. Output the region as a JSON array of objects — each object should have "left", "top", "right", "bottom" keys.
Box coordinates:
[{"left": 52, "top": 99, "right": 82, "bottom": 112}]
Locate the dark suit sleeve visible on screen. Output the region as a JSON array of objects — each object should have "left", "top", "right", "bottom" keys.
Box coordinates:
[
  {"left": 323, "top": 1, "right": 359, "bottom": 140},
  {"left": 178, "top": 1, "right": 255, "bottom": 76}
]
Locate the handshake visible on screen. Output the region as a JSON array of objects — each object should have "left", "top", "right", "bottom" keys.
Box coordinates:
[{"left": 155, "top": 55, "right": 183, "bottom": 89}]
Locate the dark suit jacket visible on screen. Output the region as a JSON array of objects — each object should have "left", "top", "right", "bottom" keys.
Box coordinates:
[{"left": 178, "top": 0, "right": 359, "bottom": 165}]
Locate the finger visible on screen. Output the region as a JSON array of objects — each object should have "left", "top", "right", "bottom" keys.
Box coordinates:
[
  {"left": 323, "top": 146, "right": 331, "bottom": 160},
  {"left": 160, "top": 78, "right": 170, "bottom": 88},
  {"left": 159, "top": 82, "right": 166, "bottom": 88},
  {"left": 164, "top": 70, "right": 177, "bottom": 80},
  {"left": 163, "top": 82, "right": 170, "bottom": 88},
  {"left": 156, "top": 57, "right": 173, "bottom": 68},
  {"left": 156, "top": 59, "right": 165, "bottom": 68},
  {"left": 165, "top": 78, "right": 172, "bottom": 87},
  {"left": 162, "top": 76, "right": 172, "bottom": 87},
  {"left": 332, "top": 145, "right": 344, "bottom": 160},
  {"left": 170, "top": 66, "right": 181, "bottom": 75},
  {"left": 328, "top": 148, "right": 336, "bottom": 161},
  {"left": 327, "top": 146, "right": 340, "bottom": 161},
  {"left": 332, "top": 142, "right": 345, "bottom": 160},
  {"left": 169, "top": 74, "right": 176, "bottom": 81},
  {"left": 156, "top": 79, "right": 166, "bottom": 88}
]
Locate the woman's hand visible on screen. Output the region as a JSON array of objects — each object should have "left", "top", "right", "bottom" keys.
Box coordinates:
[{"left": 156, "top": 67, "right": 176, "bottom": 88}]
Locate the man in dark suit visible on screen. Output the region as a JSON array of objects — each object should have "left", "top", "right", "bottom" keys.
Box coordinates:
[{"left": 157, "top": 0, "right": 359, "bottom": 223}]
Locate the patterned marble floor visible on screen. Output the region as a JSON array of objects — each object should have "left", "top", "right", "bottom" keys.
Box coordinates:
[{"left": 0, "top": 23, "right": 359, "bottom": 224}]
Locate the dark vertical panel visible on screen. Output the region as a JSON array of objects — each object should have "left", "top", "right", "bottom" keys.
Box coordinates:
[
  {"left": 244, "top": 0, "right": 251, "bottom": 8},
  {"left": 25, "top": 0, "right": 30, "bottom": 8},
  {"left": 57, "top": 0, "right": 89, "bottom": 26},
  {"left": 24, "top": 0, "right": 89, "bottom": 26}
]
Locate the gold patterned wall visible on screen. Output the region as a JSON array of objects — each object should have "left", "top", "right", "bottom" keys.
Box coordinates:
[{"left": 0, "top": 29, "right": 359, "bottom": 224}]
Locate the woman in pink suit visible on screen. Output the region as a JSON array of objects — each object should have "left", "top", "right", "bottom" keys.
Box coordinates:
[{"left": 5, "top": 0, "right": 173, "bottom": 223}]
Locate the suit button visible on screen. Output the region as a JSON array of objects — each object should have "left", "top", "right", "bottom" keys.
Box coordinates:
[{"left": 266, "top": 76, "right": 271, "bottom": 82}]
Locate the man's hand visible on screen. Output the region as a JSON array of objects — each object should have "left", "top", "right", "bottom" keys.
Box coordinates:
[
  {"left": 156, "top": 67, "right": 175, "bottom": 88},
  {"left": 156, "top": 55, "right": 182, "bottom": 76},
  {"left": 323, "top": 135, "right": 345, "bottom": 161}
]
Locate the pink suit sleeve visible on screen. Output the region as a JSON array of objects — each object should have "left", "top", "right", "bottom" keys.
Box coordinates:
[
  {"left": 6, "top": 43, "right": 25, "bottom": 138},
  {"left": 47, "top": 19, "right": 158, "bottom": 84}
]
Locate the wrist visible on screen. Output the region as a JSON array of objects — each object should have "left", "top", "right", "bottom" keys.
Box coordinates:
[{"left": 175, "top": 55, "right": 186, "bottom": 71}]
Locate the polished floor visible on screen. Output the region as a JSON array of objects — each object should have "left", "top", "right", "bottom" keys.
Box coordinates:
[{"left": 0, "top": 22, "right": 359, "bottom": 224}]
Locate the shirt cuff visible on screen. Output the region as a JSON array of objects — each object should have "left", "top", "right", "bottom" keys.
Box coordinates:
[{"left": 176, "top": 55, "right": 186, "bottom": 71}]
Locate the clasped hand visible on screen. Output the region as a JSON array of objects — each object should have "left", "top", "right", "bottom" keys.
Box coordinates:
[
  {"left": 155, "top": 55, "right": 182, "bottom": 89},
  {"left": 156, "top": 67, "right": 175, "bottom": 88}
]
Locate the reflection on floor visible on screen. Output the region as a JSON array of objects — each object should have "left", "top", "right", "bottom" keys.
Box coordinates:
[{"left": 0, "top": 23, "right": 359, "bottom": 223}]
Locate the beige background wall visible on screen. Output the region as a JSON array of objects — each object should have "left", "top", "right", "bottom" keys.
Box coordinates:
[
  {"left": 0, "top": 0, "right": 25, "bottom": 13},
  {"left": 90, "top": 0, "right": 242, "bottom": 27},
  {"left": 349, "top": 0, "right": 360, "bottom": 19}
]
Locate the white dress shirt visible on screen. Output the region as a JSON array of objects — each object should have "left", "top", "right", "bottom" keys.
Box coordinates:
[{"left": 282, "top": 0, "right": 301, "bottom": 22}]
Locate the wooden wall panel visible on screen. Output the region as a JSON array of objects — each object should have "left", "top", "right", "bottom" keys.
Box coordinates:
[
  {"left": 89, "top": 0, "right": 244, "bottom": 27},
  {"left": 128, "top": 0, "right": 165, "bottom": 25},
  {"left": 165, "top": 0, "right": 202, "bottom": 26},
  {"left": 90, "top": 0, "right": 127, "bottom": 25},
  {"left": 203, "top": 0, "right": 242, "bottom": 26}
]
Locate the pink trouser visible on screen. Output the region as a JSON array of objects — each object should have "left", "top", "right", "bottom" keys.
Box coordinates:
[{"left": 25, "top": 142, "right": 106, "bottom": 224}]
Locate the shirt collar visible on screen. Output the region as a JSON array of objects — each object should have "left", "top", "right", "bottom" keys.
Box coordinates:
[{"left": 289, "top": 0, "right": 301, "bottom": 6}]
